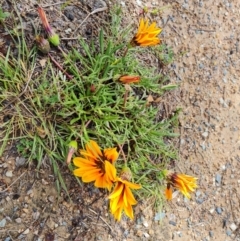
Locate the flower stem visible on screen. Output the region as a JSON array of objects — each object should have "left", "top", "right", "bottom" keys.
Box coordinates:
[
  {"left": 48, "top": 53, "right": 73, "bottom": 80},
  {"left": 118, "top": 143, "right": 127, "bottom": 165}
]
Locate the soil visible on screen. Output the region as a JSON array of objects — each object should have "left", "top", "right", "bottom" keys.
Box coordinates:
[{"left": 1, "top": 0, "right": 240, "bottom": 241}]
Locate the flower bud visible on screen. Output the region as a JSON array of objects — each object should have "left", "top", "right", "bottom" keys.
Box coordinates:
[
  {"left": 66, "top": 140, "right": 78, "bottom": 165},
  {"left": 120, "top": 166, "right": 132, "bottom": 181},
  {"left": 35, "top": 36, "right": 50, "bottom": 54}
]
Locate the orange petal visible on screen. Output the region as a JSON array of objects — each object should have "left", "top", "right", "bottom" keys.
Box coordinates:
[
  {"left": 124, "top": 186, "right": 137, "bottom": 205},
  {"left": 124, "top": 203, "right": 134, "bottom": 220},
  {"left": 104, "top": 148, "right": 119, "bottom": 162},
  {"left": 113, "top": 207, "right": 122, "bottom": 221},
  {"left": 105, "top": 161, "right": 117, "bottom": 182},
  {"left": 73, "top": 157, "right": 95, "bottom": 167},
  {"left": 109, "top": 182, "right": 124, "bottom": 199},
  {"left": 119, "top": 75, "right": 140, "bottom": 84},
  {"left": 121, "top": 179, "right": 141, "bottom": 190},
  {"left": 165, "top": 187, "right": 172, "bottom": 200}
]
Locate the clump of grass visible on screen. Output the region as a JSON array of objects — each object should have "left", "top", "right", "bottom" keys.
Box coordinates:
[{"left": 0, "top": 5, "right": 178, "bottom": 206}]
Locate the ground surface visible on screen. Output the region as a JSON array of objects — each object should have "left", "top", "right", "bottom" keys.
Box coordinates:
[{"left": 1, "top": 0, "right": 240, "bottom": 241}]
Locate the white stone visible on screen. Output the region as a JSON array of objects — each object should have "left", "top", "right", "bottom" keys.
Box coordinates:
[
  {"left": 143, "top": 232, "right": 150, "bottom": 238},
  {"left": 15, "top": 218, "right": 22, "bottom": 223},
  {"left": 23, "top": 228, "right": 30, "bottom": 234},
  {"left": 143, "top": 220, "right": 149, "bottom": 227},
  {"left": 5, "top": 171, "right": 13, "bottom": 177},
  {"left": 209, "top": 208, "right": 215, "bottom": 214},
  {"left": 230, "top": 223, "right": 237, "bottom": 231}
]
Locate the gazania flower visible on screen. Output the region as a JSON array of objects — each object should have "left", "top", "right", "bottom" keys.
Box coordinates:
[
  {"left": 130, "top": 18, "right": 162, "bottom": 47},
  {"left": 165, "top": 173, "right": 198, "bottom": 200},
  {"left": 119, "top": 75, "right": 140, "bottom": 84},
  {"left": 109, "top": 167, "right": 141, "bottom": 221},
  {"left": 37, "top": 6, "right": 60, "bottom": 46},
  {"left": 73, "top": 140, "right": 119, "bottom": 190}
]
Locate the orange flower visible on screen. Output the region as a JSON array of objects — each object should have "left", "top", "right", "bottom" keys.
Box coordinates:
[
  {"left": 165, "top": 173, "right": 198, "bottom": 200},
  {"left": 109, "top": 168, "right": 141, "bottom": 221},
  {"left": 119, "top": 75, "right": 140, "bottom": 84},
  {"left": 130, "top": 19, "right": 162, "bottom": 47},
  {"left": 73, "top": 140, "right": 118, "bottom": 190}
]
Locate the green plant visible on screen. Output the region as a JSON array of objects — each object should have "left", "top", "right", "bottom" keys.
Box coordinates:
[
  {"left": 0, "top": 5, "right": 178, "bottom": 208},
  {"left": 0, "top": 8, "right": 10, "bottom": 22}
]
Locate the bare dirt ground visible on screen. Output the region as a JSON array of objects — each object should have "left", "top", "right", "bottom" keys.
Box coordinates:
[{"left": 1, "top": 0, "right": 240, "bottom": 240}]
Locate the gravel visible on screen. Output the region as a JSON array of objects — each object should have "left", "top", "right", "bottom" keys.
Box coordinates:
[
  {"left": 215, "top": 207, "right": 222, "bottom": 214},
  {"left": 169, "top": 221, "right": 177, "bottom": 226},
  {"left": 5, "top": 171, "right": 13, "bottom": 177},
  {"left": 229, "top": 223, "right": 237, "bottom": 231},
  {"left": 215, "top": 173, "right": 222, "bottom": 184},
  {"left": 209, "top": 231, "right": 214, "bottom": 237},
  {"left": 0, "top": 218, "right": 6, "bottom": 228},
  {"left": 226, "top": 230, "right": 232, "bottom": 236}
]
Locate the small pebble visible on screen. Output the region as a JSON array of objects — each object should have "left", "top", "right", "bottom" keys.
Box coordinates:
[
  {"left": 209, "top": 231, "right": 214, "bottom": 237},
  {"left": 143, "top": 232, "right": 150, "bottom": 238},
  {"left": 215, "top": 173, "right": 221, "bottom": 184},
  {"left": 177, "top": 231, "right": 182, "bottom": 237},
  {"left": 180, "top": 139, "right": 185, "bottom": 145},
  {"left": 154, "top": 212, "right": 165, "bottom": 221},
  {"left": 222, "top": 78, "right": 227, "bottom": 83},
  {"left": 123, "top": 230, "right": 129, "bottom": 236},
  {"left": 15, "top": 157, "right": 26, "bottom": 167},
  {"left": 15, "top": 218, "right": 21, "bottom": 223},
  {"left": 169, "top": 221, "right": 176, "bottom": 226},
  {"left": 136, "top": 217, "right": 142, "bottom": 225},
  {"left": 226, "top": 230, "right": 232, "bottom": 236},
  {"left": 196, "top": 198, "right": 204, "bottom": 204},
  {"left": 195, "top": 190, "right": 201, "bottom": 197},
  {"left": 202, "top": 132, "right": 208, "bottom": 138},
  {"left": 48, "top": 196, "right": 54, "bottom": 203},
  {"left": 0, "top": 218, "right": 6, "bottom": 227},
  {"left": 42, "top": 179, "right": 49, "bottom": 185},
  {"left": 65, "top": 28, "right": 72, "bottom": 34},
  {"left": 229, "top": 223, "right": 237, "bottom": 231},
  {"left": 136, "top": 0, "right": 142, "bottom": 6},
  {"left": 5, "top": 171, "right": 13, "bottom": 177},
  {"left": 200, "top": 143, "right": 206, "bottom": 150},
  {"left": 209, "top": 208, "right": 214, "bottom": 214},
  {"left": 4, "top": 238, "right": 11, "bottom": 241},
  {"left": 143, "top": 220, "right": 149, "bottom": 227},
  {"left": 64, "top": 11, "right": 74, "bottom": 21},
  {"left": 216, "top": 207, "right": 222, "bottom": 214}
]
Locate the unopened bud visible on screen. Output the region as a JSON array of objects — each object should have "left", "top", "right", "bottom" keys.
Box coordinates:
[
  {"left": 120, "top": 167, "right": 132, "bottom": 181},
  {"left": 66, "top": 140, "right": 78, "bottom": 165},
  {"left": 35, "top": 36, "right": 50, "bottom": 54}
]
